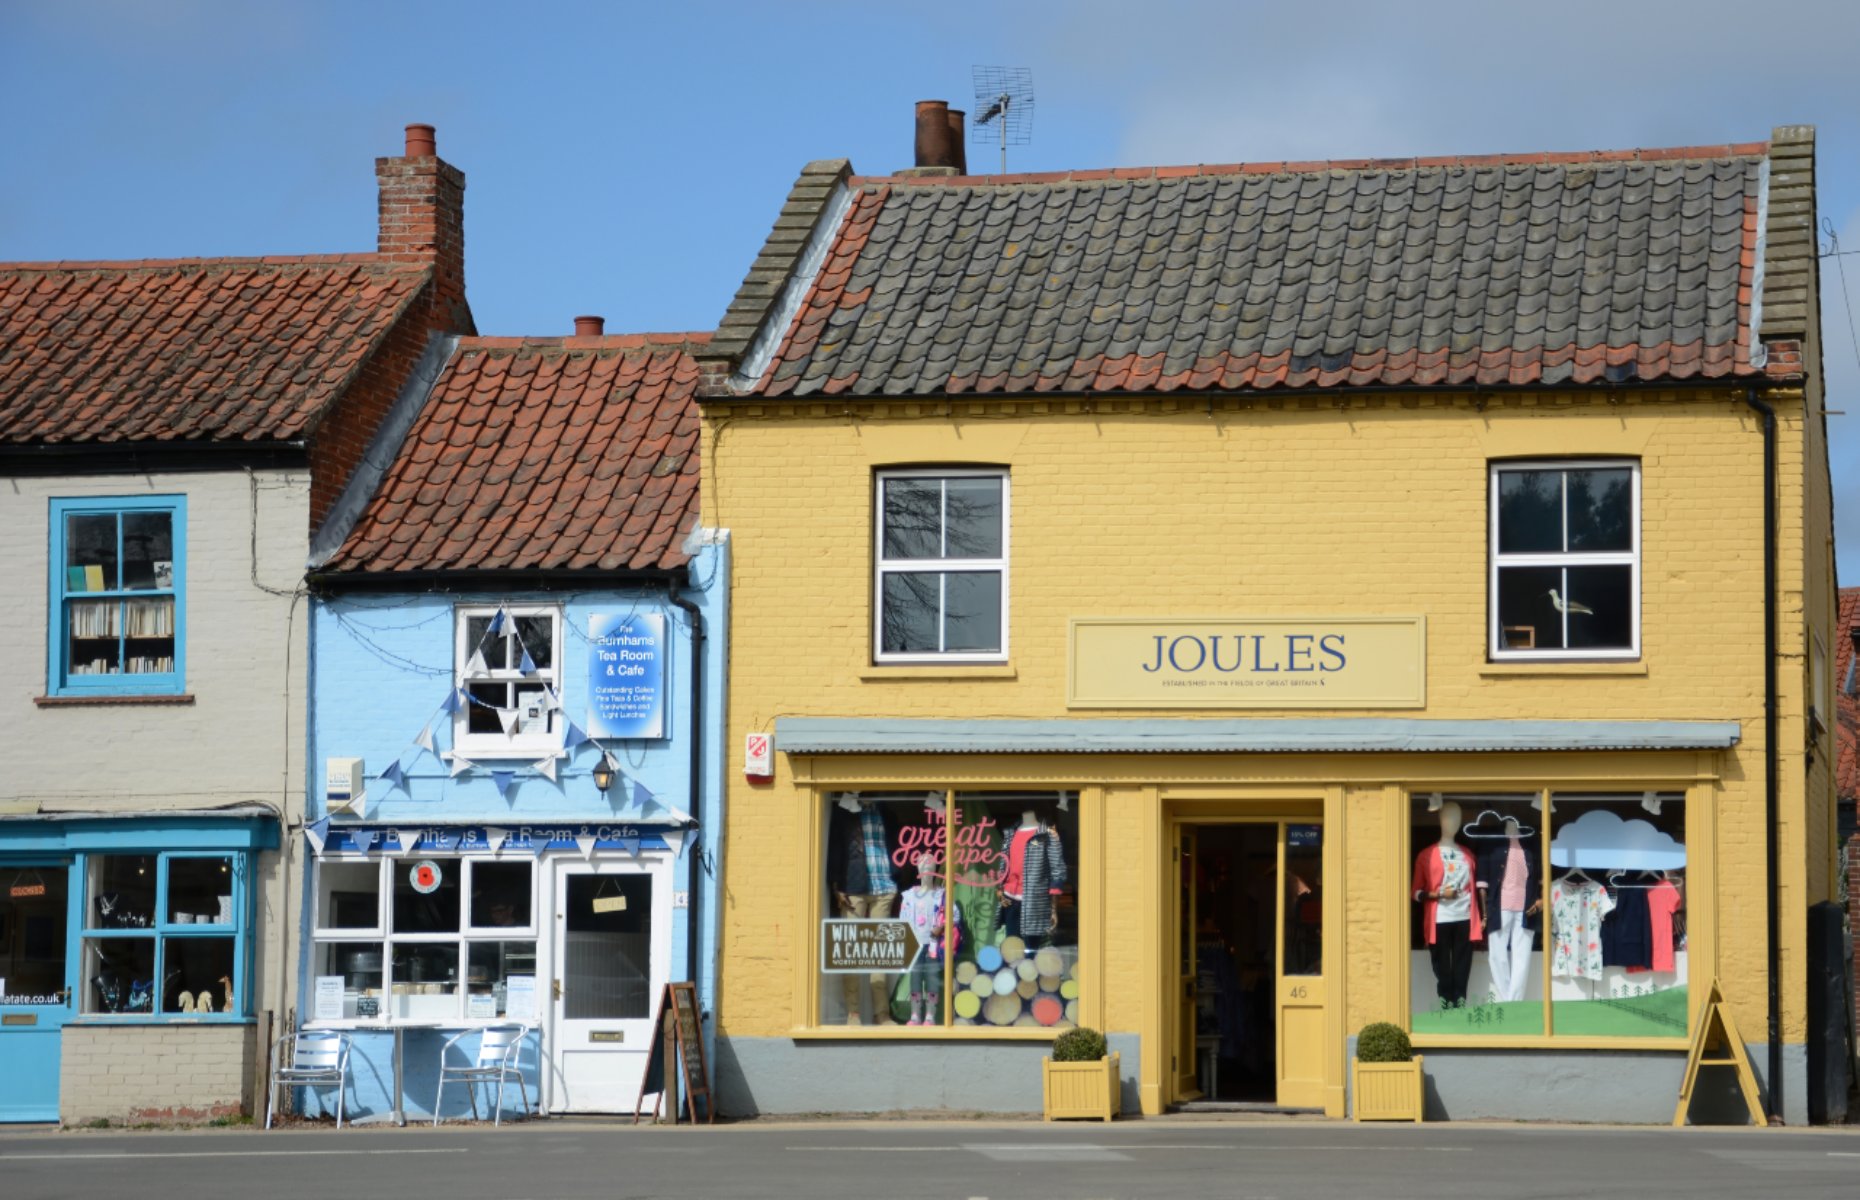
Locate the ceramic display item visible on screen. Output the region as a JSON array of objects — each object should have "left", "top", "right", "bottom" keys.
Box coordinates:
[
  {"left": 197, "top": 989, "right": 214, "bottom": 1014},
  {"left": 177, "top": 991, "right": 195, "bottom": 1013},
  {"left": 218, "top": 975, "right": 233, "bottom": 1011},
  {"left": 127, "top": 979, "right": 153, "bottom": 1012}
]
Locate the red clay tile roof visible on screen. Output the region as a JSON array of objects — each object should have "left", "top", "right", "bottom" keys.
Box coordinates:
[
  {"left": 323, "top": 334, "right": 705, "bottom": 574},
  {"left": 722, "top": 144, "right": 1780, "bottom": 399},
  {"left": 1838, "top": 587, "right": 1859, "bottom": 804},
  {"left": 0, "top": 256, "right": 431, "bottom": 444}
]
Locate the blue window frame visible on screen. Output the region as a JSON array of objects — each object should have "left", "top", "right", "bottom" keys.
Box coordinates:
[
  {"left": 47, "top": 495, "right": 186, "bottom": 696},
  {"left": 79, "top": 850, "right": 251, "bottom": 1020}
]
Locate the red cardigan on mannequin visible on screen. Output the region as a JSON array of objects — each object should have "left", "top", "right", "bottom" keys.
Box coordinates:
[{"left": 1412, "top": 842, "right": 1484, "bottom": 946}]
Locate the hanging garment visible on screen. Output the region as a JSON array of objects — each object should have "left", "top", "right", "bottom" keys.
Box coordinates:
[
  {"left": 1002, "top": 826, "right": 1067, "bottom": 940},
  {"left": 1486, "top": 908, "right": 1535, "bottom": 1003},
  {"left": 827, "top": 804, "right": 899, "bottom": 897},
  {"left": 1549, "top": 876, "right": 1615, "bottom": 980},
  {"left": 1412, "top": 842, "right": 1483, "bottom": 945},
  {"left": 1647, "top": 879, "right": 1684, "bottom": 972},
  {"left": 1600, "top": 883, "right": 1653, "bottom": 970},
  {"left": 1474, "top": 833, "right": 1540, "bottom": 933}
]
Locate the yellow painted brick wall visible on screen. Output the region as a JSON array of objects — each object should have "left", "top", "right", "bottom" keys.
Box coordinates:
[{"left": 704, "top": 387, "right": 1825, "bottom": 1047}]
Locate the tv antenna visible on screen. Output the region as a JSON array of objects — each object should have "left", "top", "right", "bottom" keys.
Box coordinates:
[{"left": 971, "top": 65, "right": 1034, "bottom": 174}]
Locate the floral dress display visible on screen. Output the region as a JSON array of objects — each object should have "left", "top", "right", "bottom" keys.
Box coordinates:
[{"left": 1549, "top": 876, "right": 1615, "bottom": 980}]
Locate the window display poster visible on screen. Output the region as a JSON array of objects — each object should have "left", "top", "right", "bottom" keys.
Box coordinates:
[
  {"left": 588, "top": 613, "right": 666, "bottom": 739},
  {"left": 506, "top": 975, "right": 537, "bottom": 1021},
  {"left": 313, "top": 975, "right": 345, "bottom": 1020},
  {"left": 467, "top": 992, "right": 497, "bottom": 1019}
]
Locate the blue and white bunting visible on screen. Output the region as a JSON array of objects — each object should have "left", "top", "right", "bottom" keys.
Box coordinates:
[
  {"left": 415, "top": 720, "right": 436, "bottom": 755},
  {"left": 442, "top": 687, "right": 464, "bottom": 716},
  {"left": 491, "top": 769, "right": 515, "bottom": 797},
  {"left": 563, "top": 721, "right": 590, "bottom": 753},
  {"left": 449, "top": 755, "right": 473, "bottom": 779},
  {"left": 487, "top": 609, "right": 506, "bottom": 636},
  {"left": 533, "top": 755, "right": 558, "bottom": 783},
  {"left": 378, "top": 760, "right": 406, "bottom": 791},
  {"left": 484, "top": 827, "right": 508, "bottom": 853},
  {"left": 394, "top": 829, "right": 421, "bottom": 856},
  {"left": 304, "top": 817, "right": 331, "bottom": 856},
  {"left": 519, "top": 647, "right": 538, "bottom": 676}
]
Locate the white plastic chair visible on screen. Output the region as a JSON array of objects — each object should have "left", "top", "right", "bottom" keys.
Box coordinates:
[
  {"left": 433, "top": 1024, "right": 532, "bottom": 1125},
  {"left": 266, "top": 1029, "right": 352, "bottom": 1129}
]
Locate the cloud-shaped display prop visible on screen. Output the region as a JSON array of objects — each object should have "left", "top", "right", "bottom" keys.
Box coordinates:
[
  {"left": 1550, "top": 809, "right": 1686, "bottom": 871},
  {"left": 1460, "top": 809, "right": 1536, "bottom": 840}
]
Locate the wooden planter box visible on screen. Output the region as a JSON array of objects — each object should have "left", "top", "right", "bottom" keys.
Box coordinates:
[
  {"left": 1353, "top": 1055, "right": 1424, "bottom": 1122},
  {"left": 1043, "top": 1051, "right": 1120, "bottom": 1121}
]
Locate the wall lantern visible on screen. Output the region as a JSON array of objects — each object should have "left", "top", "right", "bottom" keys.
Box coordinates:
[{"left": 591, "top": 752, "right": 617, "bottom": 794}]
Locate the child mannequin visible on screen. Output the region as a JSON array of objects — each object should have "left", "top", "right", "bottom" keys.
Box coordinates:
[{"left": 900, "top": 851, "right": 957, "bottom": 1025}]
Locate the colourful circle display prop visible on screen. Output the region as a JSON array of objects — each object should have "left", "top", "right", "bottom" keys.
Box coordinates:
[
  {"left": 1016, "top": 958, "right": 1039, "bottom": 982},
  {"left": 999, "top": 936, "right": 1026, "bottom": 963},
  {"left": 976, "top": 945, "right": 1003, "bottom": 972},
  {"left": 954, "top": 990, "right": 982, "bottom": 1018},
  {"left": 410, "top": 860, "right": 442, "bottom": 894},
  {"left": 1059, "top": 979, "right": 1081, "bottom": 1000},
  {"left": 1016, "top": 978, "right": 1038, "bottom": 999},
  {"left": 993, "top": 968, "right": 1018, "bottom": 995},
  {"left": 955, "top": 960, "right": 978, "bottom": 985},
  {"left": 968, "top": 973, "right": 993, "bottom": 997},
  {"left": 1034, "top": 947, "right": 1065, "bottom": 977},
  {"left": 1032, "top": 995, "right": 1064, "bottom": 1026}
]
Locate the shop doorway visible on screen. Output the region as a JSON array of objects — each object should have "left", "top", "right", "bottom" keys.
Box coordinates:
[
  {"left": 545, "top": 859, "right": 669, "bottom": 1113},
  {"left": 1171, "top": 821, "right": 1324, "bottom": 1110},
  {"left": 0, "top": 862, "right": 73, "bottom": 1122}
]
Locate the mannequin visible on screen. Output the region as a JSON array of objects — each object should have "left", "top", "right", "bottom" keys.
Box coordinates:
[
  {"left": 900, "top": 852, "right": 956, "bottom": 1025},
  {"left": 826, "top": 798, "right": 900, "bottom": 1024},
  {"left": 1474, "top": 817, "right": 1541, "bottom": 1003},
  {"left": 1000, "top": 810, "right": 1067, "bottom": 947},
  {"left": 1412, "top": 801, "right": 1482, "bottom": 1008}
]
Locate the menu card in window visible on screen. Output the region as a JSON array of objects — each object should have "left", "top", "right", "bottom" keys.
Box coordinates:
[
  {"left": 313, "top": 976, "right": 345, "bottom": 1021},
  {"left": 505, "top": 975, "right": 537, "bottom": 1021}
]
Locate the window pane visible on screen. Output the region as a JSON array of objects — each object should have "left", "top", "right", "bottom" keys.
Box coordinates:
[
  {"left": 124, "top": 598, "right": 176, "bottom": 674},
  {"left": 944, "top": 477, "right": 1003, "bottom": 558},
  {"left": 167, "top": 857, "right": 234, "bottom": 925},
  {"left": 466, "top": 682, "right": 509, "bottom": 734},
  {"left": 465, "top": 617, "right": 508, "bottom": 671},
  {"left": 943, "top": 572, "right": 1003, "bottom": 652},
  {"left": 0, "top": 866, "right": 69, "bottom": 1002},
  {"left": 317, "top": 861, "right": 381, "bottom": 930},
  {"left": 515, "top": 616, "right": 552, "bottom": 670},
  {"left": 121, "top": 511, "right": 174, "bottom": 591},
  {"left": 1496, "top": 470, "right": 1563, "bottom": 553},
  {"left": 390, "top": 943, "right": 460, "bottom": 1019},
  {"left": 317, "top": 942, "right": 384, "bottom": 1017},
  {"left": 392, "top": 858, "right": 461, "bottom": 934},
  {"left": 86, "top": 937, "right": 154, "bottom": 1014},
  {"left": 563, "top": 875, "right": 652, "bottom": 1019},
  {"left": 467, "top": 940, "right": 537, "bottom": 1017},
  {"left": 1548, "top": 794, "right": 1687, "bottom": 1038},
  {"left": 1563, "top": 566, "right": 1634, "bottom": 650},
  {"left": 1283, "top": 825, "right": 1323, "bottom": 977},
  {"left": 68, "top": 600, "right": 123, "bottom": 676},
  {"left": 65, "top": 513, "right": 119, "bottom": 591},
  {"left": 819, "top": 793, "right": 921, "bottom": 1026},
  {"left": 470, "top": 861, "right": 533, "bottom": 928},
  {"left": 948, "top": 792, "right": 1081, "bottom": 1030},
  {"left": 881, "top": 573, "right": 941, "bottom": 653},
  {"left": 1565, "top": 469, "right": 1632, "bottom": 552},
  {"left": 882, "top": 478, "right": 943, "bottom": 559},
  {"left": 1496, "top": 566, "right": 1565, "bottom": 651},
  {"left": 91, "top": 855, "right": 156, "bottom": 929},
  {"left": 1409, "top": 795, "right": 1544, "bottom": 1036},
  {"left": 161, "top": 936, "right": 235, "bottom": 1014}
]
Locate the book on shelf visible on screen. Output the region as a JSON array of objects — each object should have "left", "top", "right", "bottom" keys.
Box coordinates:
[
  {"left": 84, "top": 565, "right": 105, "bottom": 592},
  {"left": 126, "top": 599, "right": 174, "bottom": 638},
  {"left": 70, "top": 601, "right": 121, "bottom": 638},
  {"left": 69, "top": 657, "right": 119, "bottom": 675},
  {"left": 125, "top": 655, "right": 174, "bottom": 674},
  {"left": 66, "top": 566, "right": 88, "bottom": 592}
]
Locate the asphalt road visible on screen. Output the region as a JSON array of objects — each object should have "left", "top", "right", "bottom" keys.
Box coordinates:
[{"left": 2, "top": 1117, "right": 1858, "bottom": 1199}]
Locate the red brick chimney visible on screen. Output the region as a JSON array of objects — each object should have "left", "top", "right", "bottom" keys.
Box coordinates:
[{"left": 377, "top": 123, "right": 472, "bottom": 333}]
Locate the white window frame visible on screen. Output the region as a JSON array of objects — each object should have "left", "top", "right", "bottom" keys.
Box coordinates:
[
  {"left": 1488, "top": 459, "right": 1641, "bottom": 661},
  {"left": 308, "top": 855, "right": 540, "bottom": 1027},
  {"left": 872, "top": 468, "right": 1010, "bottom": 664},
  {"left": 452, "top": 604, "right": 563, "bottom": 758}
]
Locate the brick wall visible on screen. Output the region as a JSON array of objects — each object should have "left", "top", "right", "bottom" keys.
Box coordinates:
[{"left": 60, "top": 1024, "right": 256, "bottom": 1124}]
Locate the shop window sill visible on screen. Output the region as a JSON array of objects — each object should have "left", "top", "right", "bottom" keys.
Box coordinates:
[
  {"left": 69, "top": 1014, "right": 253, "bottom": 1026},
  {"left": 858, "top": 664, "right": 1017, "bottom": 681},
  {"left": 791, "top": 1024, "right": 1062, "bottom": 1041},
  {"left": 1478, "top": 661, "right": 1647, "bottom": 678},
  {"left": 35, "top": 693, "right": 195, "bottom": 707},
  {"left": 1410, "top": 1032, "right": 1686, "bottom": 1051}
]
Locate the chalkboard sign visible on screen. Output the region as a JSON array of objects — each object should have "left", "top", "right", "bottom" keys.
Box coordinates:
[{"left": 633, "top": 982, "right": 712, "bottom": 1124}]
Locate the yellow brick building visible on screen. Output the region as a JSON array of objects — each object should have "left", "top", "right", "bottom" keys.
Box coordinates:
[{"left": 695, "top": 120, "right": 1837, "bottom": 1122}]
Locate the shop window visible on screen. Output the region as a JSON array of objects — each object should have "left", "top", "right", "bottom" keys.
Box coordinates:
[
  {"left": 1, "top": 866, "right": 70, "bottom": 1005},
  {"left": 311, "top": 857, "right": 538, "bottom": 1023},
  {"left": 1408, "top": 790, "right": 1685, "bottom": 1038},
  {"left": 454, "top": 605, "right": 561, "bottom": 758},
  {"left": 873, "top": 470, "right": 1008, "bottom": 661},
  {"left": 80, "top": 852, "right": 248, "bottom": 1017},
  {"left": 48, "top": 496, "right": 185, "bottom": 696},
  {"left": 1489, "top": 462, "right": 1638, "bottom": 658},
  {"left": 818, "top": 790, "right": 1081, "bottom": 1031}
]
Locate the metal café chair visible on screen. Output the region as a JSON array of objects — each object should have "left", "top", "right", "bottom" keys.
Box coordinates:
[
  {"left": 433, "top": 1023, "right": 532, "bottom": 1126},
  {"left": 266, "top": 1029, "right": 352, "bottom": 1129}
]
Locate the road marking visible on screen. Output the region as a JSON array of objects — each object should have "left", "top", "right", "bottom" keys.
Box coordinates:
[
  {"left": 1829, "top": 1152, "right": 1860, "bottom": 1158},
  {"left": 789, "top": 1143, "right": 1468, "bottom": 1154},
  {"left": 0, "top": 1148, "right": 469, "bottom": 1161}
]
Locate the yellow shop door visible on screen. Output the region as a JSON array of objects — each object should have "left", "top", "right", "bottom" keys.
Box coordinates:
[{"left": 1172, "top": 820, "right": 1327, "bottom": 1110}]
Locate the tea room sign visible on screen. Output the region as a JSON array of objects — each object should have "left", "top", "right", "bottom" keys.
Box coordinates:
[{"left": 1068, "top": 616, "right": 1426, "bottom": 709}]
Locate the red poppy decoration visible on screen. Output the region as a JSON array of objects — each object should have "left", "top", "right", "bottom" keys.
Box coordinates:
[{"left": 410, "top": 860, "right": 443, "bottom": 895}]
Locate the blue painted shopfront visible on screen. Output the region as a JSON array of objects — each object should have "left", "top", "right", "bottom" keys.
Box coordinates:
[
  {"left": 0, "top": 813, "right": 277, "bottom": 1122},
  {"left": 300, "top": 543, "right": 727, "bottom": 1122}
]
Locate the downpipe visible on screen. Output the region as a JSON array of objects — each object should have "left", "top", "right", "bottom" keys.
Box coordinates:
[{"left": 1745, "top": 385, "right": 1782, "bottom": 1122}]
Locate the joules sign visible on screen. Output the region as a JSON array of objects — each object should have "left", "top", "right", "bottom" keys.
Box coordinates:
[{"left": 1067, "top": 616, "right": 1426, "bottom": 709}]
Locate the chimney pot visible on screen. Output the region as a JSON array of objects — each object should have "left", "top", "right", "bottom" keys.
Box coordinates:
[
  {"left": 574, "top": 315, "right": 605, "bottom": 337},
  {"left": 404, "top": 123, "right": 437, "bottom": 158},
  {"left": 946, "top": 108, "right": 967, "bottom": 175},
  {"left": 914, "top": 100, "right": 957, "bottom": 170}
]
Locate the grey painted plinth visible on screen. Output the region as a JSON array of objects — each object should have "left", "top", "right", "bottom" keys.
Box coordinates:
[
  {"left": 1346, "top": 1037, "right": 1806, "bottom": 1124},
  {"left": 714, "top": 1033, "right": 1139, "bottom": 1116}
]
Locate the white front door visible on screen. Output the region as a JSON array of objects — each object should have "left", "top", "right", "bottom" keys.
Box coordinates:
[{"left": 546, "top": 856, "right": 669, "bottom": 1113}]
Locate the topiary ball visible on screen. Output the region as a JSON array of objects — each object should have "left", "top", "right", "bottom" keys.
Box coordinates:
[
  {"left": 1053, "top": 1026, "right": 1108, "bottom": 1062},
  {"left": 1355, "top": 1021, "right": 1413, "bottom": 1062}
]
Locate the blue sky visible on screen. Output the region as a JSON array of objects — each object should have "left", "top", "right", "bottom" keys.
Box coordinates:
[{"left": 4, "top": 0, "right": 1858, "bottom": 580}]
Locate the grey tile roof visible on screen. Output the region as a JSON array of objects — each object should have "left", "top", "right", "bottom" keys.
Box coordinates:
[{"left": 738, "top": 144, "right": 1780, "bottom": 399}]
